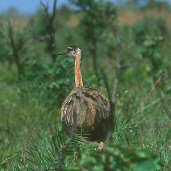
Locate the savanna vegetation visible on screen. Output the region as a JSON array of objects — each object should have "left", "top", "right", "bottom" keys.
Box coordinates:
[{"left": 0, "top": 0, "right": 170, "bottom": 170}]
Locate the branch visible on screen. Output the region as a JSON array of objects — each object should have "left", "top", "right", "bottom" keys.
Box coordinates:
[
  {"left": 41, "top": 0, "right": 57, "bottom": 21},
  {"left": 99, "top": 31, "right": 121, "bottom": 146},
  {"left": 100, "top": 32, "right": 121, "bottom": 109},
  {"left": 101, "top": 69, "right": 112, "bottom": 104},
  {"left": 8, "top": 21, "right": 16, "bottom": 55},
  {"left": 40, "top": 0, "right": 49, "bottom": 19},
  {"left": 112, "top": 32, "right": 121, "bottom": 106},
  {"left": 105, "top": 31, "right": 121, "bottom": 146},
  {"left": 40, "top": 0, "right": 57, "bottom": 62},
  {"left": 8, "top": 21, "right": 24, "bottom": 79},
  {"left": 52, "top": 0, "right": 57, "bottom": 20}
]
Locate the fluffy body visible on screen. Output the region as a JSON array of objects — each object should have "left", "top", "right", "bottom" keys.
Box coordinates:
[{"left": 61, "top": 87, "right": 111, "bottom": 141}]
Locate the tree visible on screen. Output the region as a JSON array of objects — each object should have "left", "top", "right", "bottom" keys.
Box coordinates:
[
  {"left": 0, "top": 20, "right": 30, "bottom": 79},
  {"left": 70, "top": 0, "right": 117, "bottom": 84},
  {"left": 30, "top": 0, "right": 58, "bottom": 63}
]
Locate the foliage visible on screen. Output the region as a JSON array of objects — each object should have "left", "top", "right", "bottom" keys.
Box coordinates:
[
  {"left": 0, "top": 0, "right": 171, "bottom": 170},
  {"left": 80, "top": 145, "right": 161, "bottom": 171},
  {"left": 131, "top": 17, "right": 169, "bottom": 82},
  {"left": 126, "top": 0, "right": 171, "bottom": 10},
  {"left": 21, "top": 55, "right": 74, "bottom": 106},
  {"left": 143, "top": 0, "right": 171, "bottom": 10}
]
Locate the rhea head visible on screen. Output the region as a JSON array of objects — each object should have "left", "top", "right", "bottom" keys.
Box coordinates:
[{"left": 58, "top": 46, "right": 81, "bottom": 59}]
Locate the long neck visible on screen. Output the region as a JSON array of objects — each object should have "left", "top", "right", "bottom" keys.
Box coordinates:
[{"left": 75, "top": 53, "right": 83, "bottom": 88}]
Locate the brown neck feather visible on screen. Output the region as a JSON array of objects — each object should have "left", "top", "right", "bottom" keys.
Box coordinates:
[{"left": 75, "top": 53, "right": 83, "bottom": 88}]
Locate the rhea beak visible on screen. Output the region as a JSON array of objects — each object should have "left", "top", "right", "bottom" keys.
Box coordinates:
[
  {"left": 57, "top": 51, "right": 67, "bottom": 55},
  {"left": 57, "top": 48, "right": 75, "bottom": 58}
]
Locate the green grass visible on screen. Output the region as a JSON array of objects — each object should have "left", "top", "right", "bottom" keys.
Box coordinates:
[{"left": 0, "top": 63, "right": 170, "bottom": 170}]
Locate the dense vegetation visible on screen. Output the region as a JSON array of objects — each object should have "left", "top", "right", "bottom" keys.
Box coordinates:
[{"left": 0, "top": 0, "right": 170, "bottom": 170}]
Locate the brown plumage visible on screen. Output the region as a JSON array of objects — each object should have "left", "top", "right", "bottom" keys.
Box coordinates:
[{"left": 60, "top": 46, "right": 112, "bottom": 150}]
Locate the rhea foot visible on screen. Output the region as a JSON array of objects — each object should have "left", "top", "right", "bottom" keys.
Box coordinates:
[{"left": 97, "top": 141, "right": 104, "bottom": 152}]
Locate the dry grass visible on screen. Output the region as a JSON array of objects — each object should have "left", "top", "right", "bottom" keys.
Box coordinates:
[
  {"left": 1, "top": 9, "right": 171, "bottom": 29},
  {"left": 66, "top": 9, "right": 171, "bottom": 28},
  {"left": 119, "top": 9, "right": 171, "bottom": 28},
  {"left": 0, "top": 16, "right": 28, "bottom": 29},
  {"left": 10, "top": 17, "right": 28, "bottom": 28},
  {"left": 66, "top": 14, "right": 79, "bottom": 27}
]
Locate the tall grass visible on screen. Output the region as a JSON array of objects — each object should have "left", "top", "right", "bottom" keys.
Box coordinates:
[{"left": 0, "top": 62, "right": 170, "bottom": 170}]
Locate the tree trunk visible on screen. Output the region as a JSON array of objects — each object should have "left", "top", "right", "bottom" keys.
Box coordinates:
[
  {"left": 90, "top": 45, "right": 101, "bottom": 85},
  {"left": 8, "top": 23, "right": 23, "bottom": 80}
]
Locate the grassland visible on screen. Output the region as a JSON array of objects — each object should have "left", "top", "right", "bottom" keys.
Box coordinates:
[{"left": 0, "top": 6, "right": 171, "bottom": 170}]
